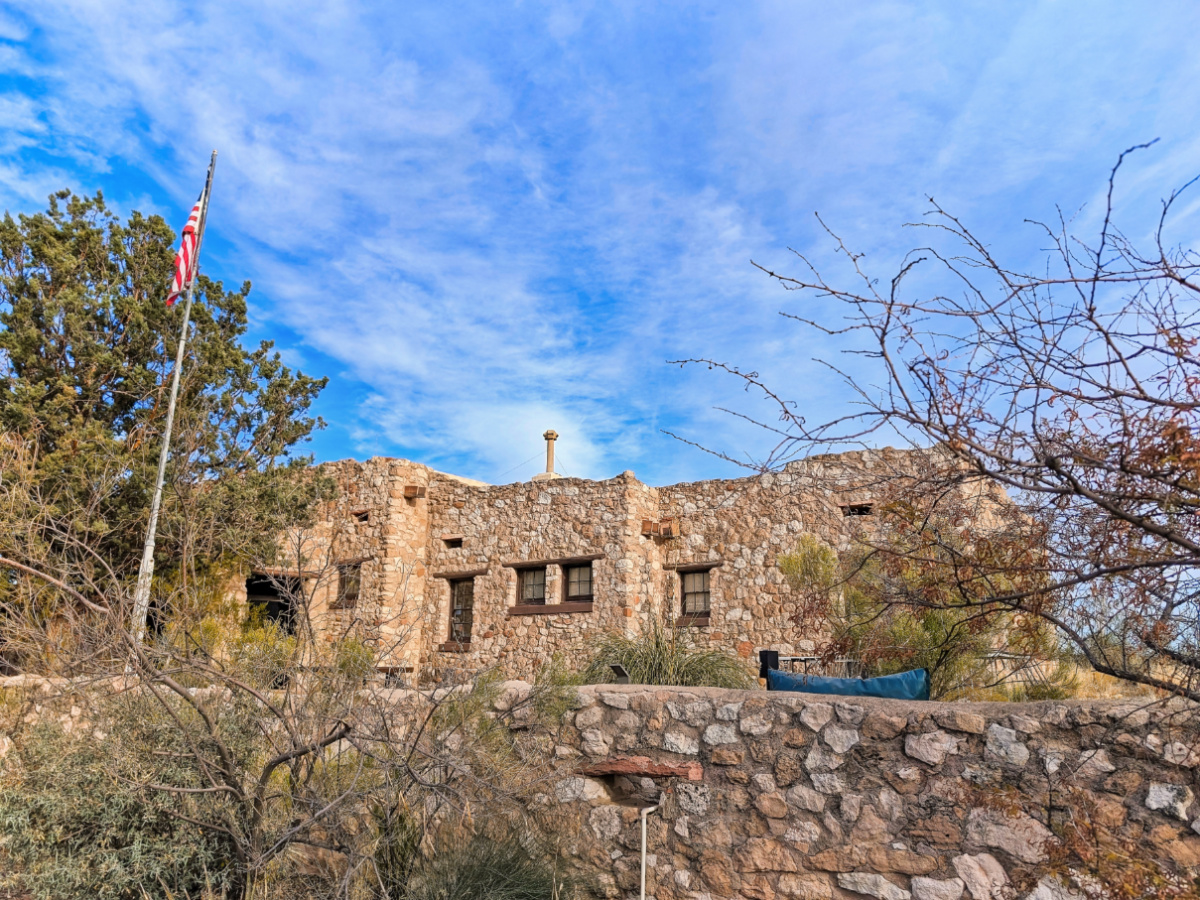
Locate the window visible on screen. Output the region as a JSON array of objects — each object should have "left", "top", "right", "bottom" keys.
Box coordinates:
[
  {"left": 564, "top": 564, "right": 593, "bottom": 602},
  {"left": 519, "top": 567, "right": 547, "bottom": 604},
  {"left": 332, "top": 562, "right": 361, "bottom": 609},
  {"left": 351, "top": 509, "right": 369, "bottom": 524},
  {"left": 246, "top": 574, "right": 300, "bottom": 634},
  {"left": 449, "top": 579, "right": 475, "bottom": 644},
  {"left": 442, "top": 535, "right": 464, "bottom": 548},
  {"left": 842, "top": 503, "right": 873, "bottom": 517},
  {"left": 681, "top": 569, "right": 711, "bottom": 616}
]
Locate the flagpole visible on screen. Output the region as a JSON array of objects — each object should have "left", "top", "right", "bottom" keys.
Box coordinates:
[{"left": 130, "top": 150, "right": 218, "bottom": 647}]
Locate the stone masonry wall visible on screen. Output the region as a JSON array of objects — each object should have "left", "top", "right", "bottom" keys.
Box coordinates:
[
  {"left": 533, "top": 684, "right": 1200, "bottom": 900},
  {"left": 283, "top": 447, "right": 1016, "bottom": 681},
  {"left": 421, "top": 472, "right": 656, "bottom": 675}
]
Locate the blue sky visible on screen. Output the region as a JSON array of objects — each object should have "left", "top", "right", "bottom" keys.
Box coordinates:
[{"left": 1, "top": 1, "right": 1198, "bottom": 485}]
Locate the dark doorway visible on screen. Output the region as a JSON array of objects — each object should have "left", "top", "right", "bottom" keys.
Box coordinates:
[{"left": 246, "top": 574, "right": 301, "bottom": 634}]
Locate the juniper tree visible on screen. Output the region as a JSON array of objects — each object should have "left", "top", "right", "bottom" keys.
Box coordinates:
[{"left": 0, "top": 189, "right": 328, "bottom": 610}]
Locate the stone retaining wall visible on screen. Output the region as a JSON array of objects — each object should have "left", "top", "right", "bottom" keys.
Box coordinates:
[{"left": 531, "top": 684, "right": 1200, "bottom": 900}]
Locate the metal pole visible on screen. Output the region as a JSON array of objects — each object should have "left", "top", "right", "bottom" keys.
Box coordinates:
[
  {"left": 639, "top": 795, "right": 662, "bottom": 900},
  {"left": 130, "top": 150, "right": 217, "bottom": 647}
]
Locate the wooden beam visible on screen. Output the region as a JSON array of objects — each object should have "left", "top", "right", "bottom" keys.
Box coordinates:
[{"left": 501, "top": 553, "right": 604, "bottom": 569}]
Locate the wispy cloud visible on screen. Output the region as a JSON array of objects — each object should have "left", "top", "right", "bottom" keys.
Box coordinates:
[{"left": 1, "top": 0, "right": 1198, "bottom": 484}]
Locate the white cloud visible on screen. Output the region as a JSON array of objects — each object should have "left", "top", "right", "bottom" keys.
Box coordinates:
[{"left": 4, "top": 0, "right": 1199, "bottom": 485}]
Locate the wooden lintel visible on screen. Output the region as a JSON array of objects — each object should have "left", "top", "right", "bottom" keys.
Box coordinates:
[
  {"left": 508, "top": 602, "right": 594, "bottom": 616},
  {"left": 501, "top": 553, "right": 604, "bottom": 569},
  {"left": 578, "top": 756, "right": 703, "bottom": 781},
  {"left": 432, "top": 568, "right": 489, "bottom": 580},
  {"left": 663, "top": 560, "right": 724, "bottom": 572}
]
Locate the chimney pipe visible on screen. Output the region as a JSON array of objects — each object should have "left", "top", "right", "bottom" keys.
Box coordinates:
[{"left": 543, "top": 429, "right": 558, "bottom": 474}]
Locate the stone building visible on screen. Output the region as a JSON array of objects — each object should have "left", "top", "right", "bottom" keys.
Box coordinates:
[{"left": 237, "top": 434, "right": 1006, "bottom": 681}]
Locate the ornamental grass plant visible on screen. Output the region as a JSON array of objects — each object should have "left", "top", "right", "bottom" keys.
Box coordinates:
[{"left": 580, "top": 619, "right": 757, "bottom": 689}]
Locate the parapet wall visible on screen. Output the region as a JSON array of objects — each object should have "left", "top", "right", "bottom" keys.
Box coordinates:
[{"left": 537, "top": 685, "right": 1200, "bottom": 900}]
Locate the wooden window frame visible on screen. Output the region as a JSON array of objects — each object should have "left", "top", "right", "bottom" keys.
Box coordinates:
[
  {"left": 517, "top": 566, "right": 547, "bottom": 605},
  {"left": 447, "top": 577, "right": 475, "bottom": 646},
  {"left": 563, "top": 563, "right": 594, "bottom": 604},
  {"left": 330, "top": 562, "right": 362, "bottom": 610},
  {"left": 680, "top": 567, "right": 713, "bottom": 619}
]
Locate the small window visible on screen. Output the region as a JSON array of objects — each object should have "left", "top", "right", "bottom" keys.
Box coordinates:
[
  {"left": 449, "top": 578, "right": 475, "bottom": 643},
  {"left": 841, "top": 503, "right": 873, "bottom": 517},
  {"left": 519, "top": 567, "right": 547, "bottom": 604},
  {"left": 352, "top": 509, "right": 369, "bottom": 524},
  {"left": 442, "top": 536, "right": 463, "bottom": 549},
  {"left": 565, "top": 564, "right": 593, "bottom": 602},
  {"left": 681, "top": 569, "right": 711, "bottom": 616},
  {"left": 246, "top": 574, "right": 300, "bottom": 634},
  {"left": 331, "top": 562, "right": 361, "bottom": 609}
]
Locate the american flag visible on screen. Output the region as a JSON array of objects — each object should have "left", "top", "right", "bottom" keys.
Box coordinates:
[{"left": 166, "top": 189, "right": 207, "bottom": 306}]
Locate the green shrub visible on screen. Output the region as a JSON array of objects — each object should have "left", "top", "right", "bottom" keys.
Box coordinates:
[
  {"left": 0, "top": 721, "right": 237, "bottom": 900},
  {"left": 374, "top": 807, "right": 585, "bottom": 900},
  {"left": 579, "top": 619, "right": 757, "bottom": 689},
  {"left": 229, "top": 620, "right": 296, "bottom": 688},
  {"left": 335, "top": 637, "right": 376, "bottom": 680}
]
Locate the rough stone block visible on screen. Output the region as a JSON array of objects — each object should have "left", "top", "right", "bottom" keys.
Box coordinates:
[
  {"left": 909, "top": 814, "right": 963, "bottom": 848},
  {"left": 598, "top": 691, "right": 630, "bottom": 709},
  {"left": 965, "top": 808, "right": 1054, "bottom": 864},
  {"left": 574, "top": 705, "right": 604, "bottom": 730},
  {"left": 778, "top": 873, "right": 833, "bottom": 898},
  {"left": 1164, "top": 741, "right": 1200, "bottom": 768},
  {"left": 755, "top": 792, "right": 789, "bottom": 818},
  {"left": 741, "top": 714, "right": 774, "bottom": 736},
  {"left": 752, "top": 773, "right": 777, "bottom": 793},
  {"left": 667, "top": 698, "right": 713, "bottom": 726},
  {"left": 905, "top": 730, "right": 959, "bottom": 766},
  {"left": 837, "top": 871, "right": 911, "bottom": 900},
  {"left": 580, "top": 728, "right": 611, "bottom": 757},
  {"left": 711, "top": 746, "right": 745, "bottom": 765},
  {"left": 589, "top": 805, "right": 623, "bottom": 840},
  {"left": 862, "top": 713, "right": 908, "bottom": 739},
  {"left": 835, "top": 701, "right": 866, "bottom": 725},
  {"left": 784, "top": 821, "right": 823, "bottom": 845},
  {"left": 910, "top": 876, "right": 965, "bottom": 900},
  {"left": 677, "top": 782, "right": 711, "bottom": 815},
  {"left": 934, "top": 709, "right": 986, "bottom": 735},
  {"left": 663, "top": 731, "right": 699, "bottom": 755},
  {"left": 735, "top": 837, "right": 803, "bottom": 873},
  {"left": 716, "top": 701, "right": 744, "bottom": 721},
  {"left": 951, "top": 852, "right": 1008, "bottom": 900},
  {"left": 787, "top": 783, "right": 826, "bottom": 813},
  {"left": 1076, "top": 748, "right": 1116, "bottom": 777},
  {"left": 805, "top": 745, "right": 845, "bottom": 771},
  {"left": 824, "top": 724, "right": 861, "bottom": 754},
  {"left": 800, "top": 702, "right": 835, "bottom": 731},
  {"left": 811, "top": 773, "right": 844, "bottom": 794},
  {"left": 985, "top": 724, "right": 1029, "bottom": 768},
  {"left": 783, "top": 727, "right": 811, "bottom": 747},
  {"left": 703, "top": 723, "right": 739, "bottom": 745},
  {"left": 1146, "top": 782, "right": 1195, "bottom": 820}
]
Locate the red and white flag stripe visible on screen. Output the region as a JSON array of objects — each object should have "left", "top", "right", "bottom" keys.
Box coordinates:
[{"left": 166, "top": 189, "right": 207, "bottom": 306}]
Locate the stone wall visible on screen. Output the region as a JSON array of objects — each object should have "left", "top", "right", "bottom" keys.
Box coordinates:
[
  {"left": 249, "top": 447, "right": 1015, "bottom": 681},
  {"left": 532, "top": 684, "right": 1200, "bottom": 900}
]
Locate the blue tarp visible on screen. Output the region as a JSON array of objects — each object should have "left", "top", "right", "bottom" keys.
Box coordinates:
[{"left": 766, "top": 667, "right": 930, "bottom": 701}]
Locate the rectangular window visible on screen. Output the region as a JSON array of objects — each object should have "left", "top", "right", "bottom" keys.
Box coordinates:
[
  {"left": 565, "top": 564, "right": 593, "bottom": 602},
  {"left": 331, "top": 563, "right": 361, "bottom": 609},
  {"left": 681, "top": 569, "right": 711, "bottom": 616},
  {"left": 519, "top": 567, "right": 547, "bottom": 604},
  {"left": 841, "top": 503, "right": 873, "bottom": 517},
  {"left": 449, "top": 579, "right": 475, "bottom": 644}
]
